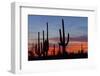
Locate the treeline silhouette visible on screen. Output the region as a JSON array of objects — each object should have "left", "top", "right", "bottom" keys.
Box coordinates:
[{"left": 28, "top": 19, "right": 88, "bottom": 61}]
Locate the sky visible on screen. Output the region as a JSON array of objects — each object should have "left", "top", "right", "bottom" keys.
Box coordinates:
[{"left": 28, "top": 15, "right": 88, "bottom": 53}]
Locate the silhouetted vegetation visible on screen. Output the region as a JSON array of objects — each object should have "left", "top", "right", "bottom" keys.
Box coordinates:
[
  {"left": 58, "top": 19, "right": 69, "bottom": 56},
  {"left": 28, "top": 19, "right": 88, "bottom": 61}
]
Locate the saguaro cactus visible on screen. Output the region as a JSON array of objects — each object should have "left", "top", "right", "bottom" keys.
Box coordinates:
[
  {"left": 40, "top": 23, "right": 50, "bottom": 57},
  {"left": 42, "top": 30, "right": 45, "bottom": 56},
  {"left": 59, "top": 19, "right": 69, "bottom": 55},
  {"left": 46, "top": 22, "right": 49, "bottom": 54},
  {"left": 35, "top": 32, "right": 41, "bottom": 56}
]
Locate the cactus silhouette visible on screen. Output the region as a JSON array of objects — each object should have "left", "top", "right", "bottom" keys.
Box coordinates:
[
  {"left": 35, "top": 32, "right": 41, "bottom": 56},
  {"left": 34, "top": 23, "right": 50, "bottom": 57},
  {"left": 46, "top": 22, "right": 49, "bottom": 56},
  {"left": 28, "top": 18, "right": 88, "bottom": 61},
  {"left": 42, "top": 30, "right": 45, "bottom": 56},
  {"left": 42, "top": 23, "right": 49, "bottom": 57},
  {"left": 59, "top": 19, "right": 69, "bottom": 55}
]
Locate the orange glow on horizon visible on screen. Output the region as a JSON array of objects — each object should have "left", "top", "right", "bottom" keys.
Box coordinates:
[{"left": 28, "top": 41, "right": 88, "bottom": 56}]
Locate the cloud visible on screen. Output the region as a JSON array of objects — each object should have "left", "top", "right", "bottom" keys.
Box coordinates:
[{"left": 49, "top": 35, "right": 87, "bottom": 42}]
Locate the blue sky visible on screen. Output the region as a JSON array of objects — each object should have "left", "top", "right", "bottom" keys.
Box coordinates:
[{"left": 28, "top": 15, "right": 88, "bottom": 41}]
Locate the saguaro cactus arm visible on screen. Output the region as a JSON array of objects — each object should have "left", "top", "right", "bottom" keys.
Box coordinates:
[{"left": 65, "top": 33, "right": 69, "bottom": 46}]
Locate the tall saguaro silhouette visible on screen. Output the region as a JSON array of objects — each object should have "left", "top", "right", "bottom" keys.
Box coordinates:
[
  {"left": 37, "top": 32, "right": 41, "bottom": 56},
  {"left": 40, "top": 23, "right": 49, "bottom": 57},
  {"left": 46, "top": 22, "right": 49, "bottom": 56},
  {"left": 59, "top": 19, "right": 70, "bottom": 55},
  {"left": 42, "top": 30, "right": 45, "bottom": 56},
  {"left": 43, "top": 22, "right": 49, "bottom": 56}
]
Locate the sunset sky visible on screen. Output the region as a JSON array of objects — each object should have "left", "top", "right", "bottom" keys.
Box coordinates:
[{"left": 28, "top": 15, "right": 88, "bottom": 54}]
